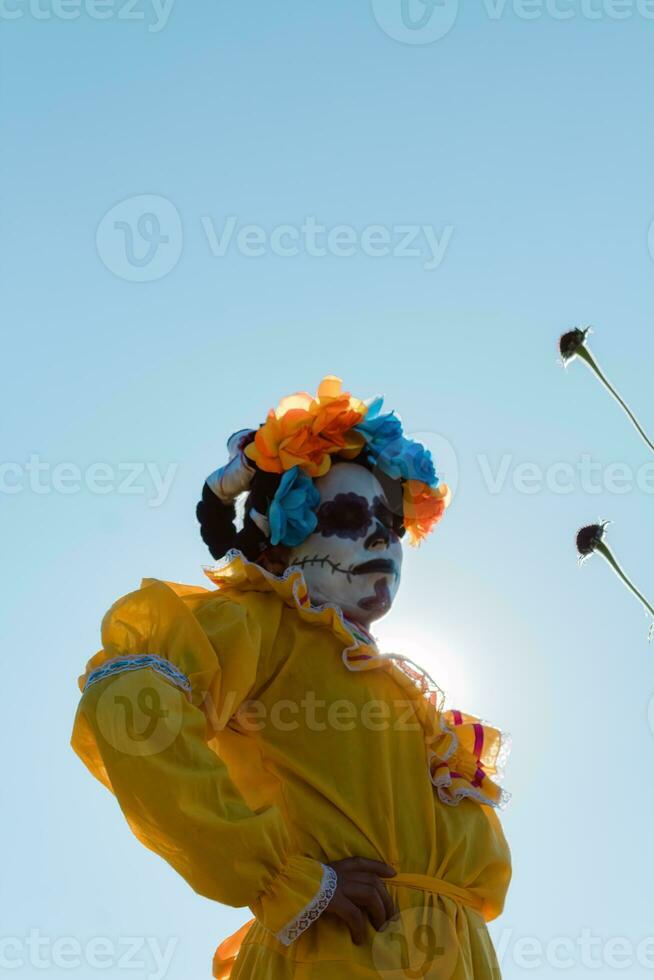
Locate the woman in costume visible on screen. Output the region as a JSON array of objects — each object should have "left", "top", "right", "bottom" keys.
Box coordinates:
[{"left": 71, "top": 377, "right": 511, "bottom": 979}]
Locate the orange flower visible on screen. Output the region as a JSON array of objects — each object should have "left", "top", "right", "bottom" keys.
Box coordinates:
[
  {"left": 310, "top": 376, "right": 366, "bottom": 460},
  {"left": 403, "top": 480, "right": 450, "bottom": 545},
  {"left": 244, "top": 376, "right": 367, "bottom": 477}
]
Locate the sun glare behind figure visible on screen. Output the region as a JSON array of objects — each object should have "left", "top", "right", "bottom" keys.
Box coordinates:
[{"left": 376, "top": 625, "right": 468, "bottom": 709}]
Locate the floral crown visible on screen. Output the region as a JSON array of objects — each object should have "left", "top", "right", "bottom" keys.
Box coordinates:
[{"left": 206, "top": 376, "right": 450, "bottom": 548}]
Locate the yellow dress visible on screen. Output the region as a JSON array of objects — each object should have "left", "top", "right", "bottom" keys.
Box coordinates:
[{"left": 71, "top": 553, "right": 511, "bottom": 979}]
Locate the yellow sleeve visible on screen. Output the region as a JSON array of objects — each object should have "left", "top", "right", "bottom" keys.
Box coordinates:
[{"left": 71, "top": 579, "right": 328, "bottom": 938}]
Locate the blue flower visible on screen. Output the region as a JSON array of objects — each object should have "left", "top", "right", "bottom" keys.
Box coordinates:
[
  {"left": 354, "top": 396, "right": 404, "bottom": 455},
  {"left": 355, "top": 398, "right": 438, "bottom": 487},
  {"left": 268, "top": 466, "right": 320, "bottom": 547},
  {"left": 374, "top": 436, "right": 438, "bottom": 486}
]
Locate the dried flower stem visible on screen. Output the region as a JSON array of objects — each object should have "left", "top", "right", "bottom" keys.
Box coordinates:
[
  {"left": 574, "top": 344, "right": 654, "bottom": 454},
  {"left": 593, "top": 538, "right": 654, "bottom": 620}
]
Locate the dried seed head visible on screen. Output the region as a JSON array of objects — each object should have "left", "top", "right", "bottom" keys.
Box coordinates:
[
  {"left": 575, "top": 521, "right": 654, "bottom": 633},
  {"left": 559, "top": 327, "right": 589, "bottom": 362},
  {"left": 576, "top": 523, "right": 606, "bottom": 557}
]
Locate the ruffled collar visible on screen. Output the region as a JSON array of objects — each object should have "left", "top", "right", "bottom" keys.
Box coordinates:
[
  {"left": 203, "top": 550, "right": 510, "bottom": 809},
  {"left": 204, "top": 549, "right": 379, "bottom": 664}
]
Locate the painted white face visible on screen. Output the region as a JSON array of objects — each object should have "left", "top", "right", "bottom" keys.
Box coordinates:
[{"left": 287, "top": 462, "right": 403, "bottom": 627}]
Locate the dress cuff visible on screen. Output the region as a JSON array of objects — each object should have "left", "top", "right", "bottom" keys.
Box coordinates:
[{"left": 275, "top": 864, "right": 338, "bottom": 946}]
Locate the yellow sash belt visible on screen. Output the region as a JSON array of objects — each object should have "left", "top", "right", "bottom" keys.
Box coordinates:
[
  {"left": 213, "top": 873, "right": 483, "bottom": 977},
  {"left": 391, "top": 872, "right": 484, "bottom": 914}
]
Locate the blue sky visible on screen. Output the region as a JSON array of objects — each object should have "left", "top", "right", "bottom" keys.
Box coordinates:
[{"left": 3, "top": 2, "right": 654, "bottom": 977}]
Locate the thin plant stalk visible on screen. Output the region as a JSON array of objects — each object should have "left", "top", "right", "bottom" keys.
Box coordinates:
[
  {"left": 575, "top": 345, "right": 654, "bottom": 454},
  {"left": 594, "top": 539, "right": 654, "bottom": 620},
  {"left": 560, "top": 328, "right": 654, "bottom": 454},
  {"left": 577, "top": 524, "right": 654, "bottom": 640}
]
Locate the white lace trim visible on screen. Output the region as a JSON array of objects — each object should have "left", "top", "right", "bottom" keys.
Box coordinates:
[
  {"left": 388, "top": 654, "right": 446, "bottom": 709},
  {"left": 479, "top": 719, "right": 513, "bottom": 781},
  {"left": 275, "top": 863, "right": 338, "bottom": 947},
  {"left": 84, "top": 655, "right": 192, "bottom": 695}
]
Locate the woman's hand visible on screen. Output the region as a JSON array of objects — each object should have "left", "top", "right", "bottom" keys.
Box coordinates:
[{"left": 324, "top": 857, "right": 398, "bottom": 945}]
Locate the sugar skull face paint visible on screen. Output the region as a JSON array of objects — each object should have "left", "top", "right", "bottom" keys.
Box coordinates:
[
  {"left": 315, "top": 492, "right": 373, "bottom": 540},
  {"left": 286, "top": 462, "right": 403, "bottom": 627}
]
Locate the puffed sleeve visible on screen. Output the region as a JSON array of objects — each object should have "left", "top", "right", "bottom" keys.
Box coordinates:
[{"left": 71, "top": 579, "right": 332, "bottom": 940}]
